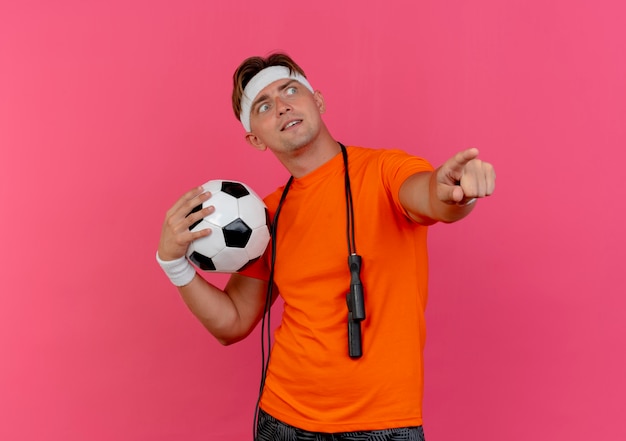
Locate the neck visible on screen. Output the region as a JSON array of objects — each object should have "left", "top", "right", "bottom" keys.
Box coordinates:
[{"left": 276, "top": 129, "right": 341, "bottom": 178}]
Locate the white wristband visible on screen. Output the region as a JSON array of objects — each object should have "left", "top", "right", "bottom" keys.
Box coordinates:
[
  {"left": 156, "top": 251, "right": 196, "bottom": 287},
  {"left": 458, "top": 197, "right": 477, "bottom": 207}
]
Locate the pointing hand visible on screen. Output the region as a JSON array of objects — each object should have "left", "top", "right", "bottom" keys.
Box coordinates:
[{"left": 436, "top": 148, "right": 496, "bottom": 205}]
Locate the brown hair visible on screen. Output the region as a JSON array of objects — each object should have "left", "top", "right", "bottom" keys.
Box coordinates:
[{"left": 231, "top": 53, "right": 308, "bottom": 120}]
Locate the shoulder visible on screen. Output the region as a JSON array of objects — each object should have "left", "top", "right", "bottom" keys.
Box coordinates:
[
  {"left": 346, "top": 145, "right": 433, "bottom": 171},
  {"left": 262, "top": 185, "right": 286, "bottom": 211}
]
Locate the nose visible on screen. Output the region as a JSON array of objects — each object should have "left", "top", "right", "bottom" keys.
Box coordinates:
[{"left": 275, "top": 96, "right": 291, "bottom": 116}]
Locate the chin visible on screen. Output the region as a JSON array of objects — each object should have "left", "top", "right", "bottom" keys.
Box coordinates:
[{"left": 283, "top": 136, "right": 313, "bottom": 152}]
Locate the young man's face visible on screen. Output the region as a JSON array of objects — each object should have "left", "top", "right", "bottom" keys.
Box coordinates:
[{"left": 245, "top": 78, "right": 325, "bottom": 155}]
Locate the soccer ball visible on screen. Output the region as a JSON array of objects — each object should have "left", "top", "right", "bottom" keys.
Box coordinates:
[{"left": 186, "top": 180, "right": 270, "bottom": 273}]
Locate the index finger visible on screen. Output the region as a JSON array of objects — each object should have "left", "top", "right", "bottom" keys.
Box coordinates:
[
  {"left": 168, "top": 185, "right": 210, "bottom": 216},
  {"left": 448, "top": 148, "right": 480, "bottom": 173}
]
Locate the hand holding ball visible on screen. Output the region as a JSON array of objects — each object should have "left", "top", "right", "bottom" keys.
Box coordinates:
[{"left": 186, "top": 180, "right": 270, "bottom": 273}]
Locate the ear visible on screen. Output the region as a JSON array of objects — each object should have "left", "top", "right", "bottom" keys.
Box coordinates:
[
  {"left": 313, "top": 90, "right": 326, "bottom": 114},
  {"left": 245, "top": 132, "right": 267, "bottom": 151}
]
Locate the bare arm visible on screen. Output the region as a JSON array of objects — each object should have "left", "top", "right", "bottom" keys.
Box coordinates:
[
  {"left": 157, "top": 186, "right": 273, "bottom": 345},
  {"left": 176, "top": 272, "right": 272, "bottom": 345},
  {"left": 399, "top": 148, "right": 496, "bottom": 224}
]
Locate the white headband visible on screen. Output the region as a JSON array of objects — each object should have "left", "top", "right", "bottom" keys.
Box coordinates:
[{"left": 239, "top": 65, "right": 314, "bottom": 132}]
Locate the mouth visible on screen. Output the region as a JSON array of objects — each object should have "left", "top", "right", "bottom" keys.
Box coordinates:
[{"left": 281, "top": 120, "right": 302, "bottom": 131}]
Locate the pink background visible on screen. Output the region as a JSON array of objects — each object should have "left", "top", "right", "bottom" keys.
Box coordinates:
[{"left": 1, "top": 1, "right": 624, "bottom": 440}]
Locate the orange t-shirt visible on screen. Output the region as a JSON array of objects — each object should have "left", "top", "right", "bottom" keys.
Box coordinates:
[{"left": 244, "top": 146, "right": 434, "bottom": 433}]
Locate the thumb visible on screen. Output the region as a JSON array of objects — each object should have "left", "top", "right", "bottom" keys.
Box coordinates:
[{"left": 437, "top": 180, "right": 466, "bottom": 204}]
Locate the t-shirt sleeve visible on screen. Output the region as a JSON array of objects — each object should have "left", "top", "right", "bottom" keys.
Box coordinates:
[
  {"left": 378, "top": 149, "right": 434, "bottom": 218},
  {"left": 237, "top": 249, "right": 270, "bottom": 281}
]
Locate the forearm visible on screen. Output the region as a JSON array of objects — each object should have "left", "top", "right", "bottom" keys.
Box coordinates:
[{"left": 177, "top": 273, "right": 268, "bottom": 345}]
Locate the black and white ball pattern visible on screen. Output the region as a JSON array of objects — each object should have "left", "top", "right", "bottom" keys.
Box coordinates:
[{"left": 186, "top": 180, "right": 270, "bottom": 273}]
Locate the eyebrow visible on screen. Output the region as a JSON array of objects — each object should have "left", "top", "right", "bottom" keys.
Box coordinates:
[{"left": 251, "top": 79, "right": 299, "bottom": 110}]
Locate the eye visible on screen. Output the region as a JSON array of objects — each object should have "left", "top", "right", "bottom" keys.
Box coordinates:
[
  {"left": 286, "top": 86, "right": 297, "bottom": 95},
  {"left": 258, "top": 103, "right": 270, "bottom": 113}
]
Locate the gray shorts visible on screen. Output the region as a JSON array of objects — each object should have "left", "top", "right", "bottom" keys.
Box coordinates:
[{"left": 256, "top": 409, "right": 425, "bottom": 441}]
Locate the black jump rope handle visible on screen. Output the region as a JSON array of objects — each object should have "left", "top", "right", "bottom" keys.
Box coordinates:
[{"left": 346, "top": 254, "right": 365, "bottom": 358}]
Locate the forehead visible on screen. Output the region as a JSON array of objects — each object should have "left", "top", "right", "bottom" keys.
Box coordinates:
[{"left": 252, "top": 79, "right": 299, "bottom": 104}]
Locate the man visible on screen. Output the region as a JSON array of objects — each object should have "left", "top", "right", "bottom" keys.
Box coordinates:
[{"left": 157, "top": 53, "right": 496, "bottom": 440}]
